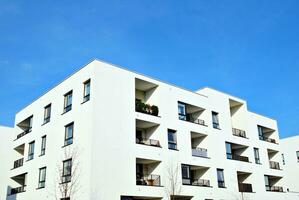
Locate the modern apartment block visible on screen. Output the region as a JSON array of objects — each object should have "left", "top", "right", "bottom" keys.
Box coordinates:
[
  {"left": 4, "top": 59, "right": 298, "bottom": 200},
  {"left": 281, "top": 136, "right": 299, "bottom": 197},
  {"left": 0, "top": 126, "right": 13, "bottom": 200}
]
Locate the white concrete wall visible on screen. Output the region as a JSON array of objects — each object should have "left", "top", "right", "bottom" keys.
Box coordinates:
[
  {"left": 4, "top": 59, "right": 296, "bottom": 200},
  {"left": 0, "top": 126, "right": 13, "bottom": 200},
  {"left": 281, "top": 136, "right": 299, "bottom": 198}
]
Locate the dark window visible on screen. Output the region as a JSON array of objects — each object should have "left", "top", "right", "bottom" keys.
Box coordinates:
[
  {"left": 254, "top": 148, "right": 261, "bottom": 164},
  {"left": 225, "top": 142, "right": 232, "bottom": 159},
  {"left": 64, "top": 123, "right": 74, "bottom": 146},
  {"left": 40, "top": 136, "right": 46, "bottom": 156},
  {"left": 181, "top": 164, "right": 190, "bottom": 179},
  {"left": 258, "top": 125, "right": 264, "bottom": 140},
  {"left": 28, "top": 141, "right": 35, "bottom": 160},
  {"left": 63, "top": 91, "right": 73, "bottom": 113},
  {"left": 217, "top": 169, "right": 225, "bottom": 188},
  {"left": 60, "top": 198, "right": 70, "bottom": 200},
  {"left": 212, "top": 111, "right": 220, "bottom": 129},
  {"left": 168, "top": 129, "right": 177, "bottom": 150},
  {"left": 43, "top": 104, "right": 51, "bottom": 124},
  {"left": 264, "top": 175, "right": 270, "bottom": 191},
  {"left": 38, "top": 167, "right": 47, "bottom": 188},
  {"left": 178, "top": 102, "right": 186, "bottom": 120},
  {"left": 83, "top": 79, "right": 90, "bottom": 102},
  {"left": 297, "top": 151, "right": 299, "bottom": 162},
  {"left": 282, "top": 154, "right": 285, "bottom": 165},
  {"left": 62, "top": 159, "right": 72, "bottom": 183}
]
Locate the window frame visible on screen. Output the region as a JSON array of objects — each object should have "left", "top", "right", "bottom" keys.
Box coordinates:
[
  {"left": 212, "top": 111, "right": 220, "bottom": 129},
  {"left": 83, "top": 79, "right": 91, "bottom": 103},
  {"left": 38, "top": 167, "right": 47, "bottom": 189},
  {"left": 217, "top": 168, "right": 225, "bottom": 188},
  {"left": 40, "top": 135, "right": 47, "bottom": 156},
  {"left": 178, "top": 102, "right": 187, "bottom": 120},
  {"left": 254, "top": 148, "right": 261, "bottom": 164},
  {"left": 64, "top": 122, "right": 74, "bottom": 147},
  {"left": 296, "top": 151, "right": 299, "bottom": 162},
  {"left": 62, "top": 159, "right": 72, "bottom": 183},
  {"left": 63, "top": 91, "right": 73, "bottom": 113},
  {"left": 28, "top": 141, "right": 35, "bottom": 160},
  {"left": 43, "top": 104, "right": 51, "bottom": 124},
  {"left": 167, "top": 129, "right": 177, "bottom": 150}
]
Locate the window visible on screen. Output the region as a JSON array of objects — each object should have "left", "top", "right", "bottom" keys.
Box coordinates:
[
  {"left": 258, "top": 125, "right": 264, "bottom": 140},
  {"left": 217, "top": 169, "right": 225, "bottom": 188},
  {"left": 168, "top": 129, "right": 177, "bottom": 150},
  {"left": 254, "top": 148, "right": 261, "bottom": 164},
  {"left": 40, "top": 136, "right": 46, "bottom": 156},
  {"left": 61, "top": 198, "right": 70, "bottom": 200},
  {"left": 28, "top": 141, "right": 35, "bottom": 160},
  {"left": 83, "top": 79, "right": 90, "bottom": 102},
  {"left": 225, "top": 142, "right": 232, "bottom": 159},
  {"left": 38, "top": 167, "right": 47, "bottom": 188},
  {"left": 282, "top": 154, "right": 285, "bottom": 165},
  {"left": 178, "top": 102, "right": 186, "bottom": 120},
  {"left": 212, "top": 111, "right": 220, "bottom": 129},
  {"left": 62, "top": 159, "right": 72, "bottom": 183},
  {"left": 297, "top": 151, "right": 299, "bottom": 162},
  {"left": 264, "top": 175, "right": 270, "bottom": 191},
  {"left": 63, "top": 91, "right": 73, "bottom": 113},
  {"left": 43, "top": 104, "right": 51, "bottom": 124},
  {"left": 64, "top": 123, "right": 74, "bottom": 146},
  {"left": 181, "top": 164, "right": 190, "bottom": 179}
]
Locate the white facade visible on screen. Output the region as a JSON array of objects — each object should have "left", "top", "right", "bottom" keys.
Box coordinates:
[
  {"left": 4, "top": 59, "right": 297, "bottom": 200},
  {"left": 281, "top": 136, "right": 299, "bottom": 198},
  {"left": 0, "top": 126, "right": 13, "bottom": 200}
]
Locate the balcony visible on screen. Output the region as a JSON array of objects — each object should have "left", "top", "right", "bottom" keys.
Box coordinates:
[
  {"left": 266, "top": 186, "right": 283, "bottom": 192},
  {"left": 16, "top": 116, "right": 33, "bottom": 140},
  {"left": 178, "top": 102, "right": 206, "bottom": 126},
  {"left": 239, "top": 183, "right": 253, "bottom": 192},
  {"left": 135, "top": 99, "right": 159, "bottom": 116},
  {"left": 269, "top": 161, "right": 280, "bottom": 170},
  {"left": 258, "top": 125, "right": 277, "bottom": 144},
  {"left": 136, "top": 158, "right": 161, "bottom": 187},
  {"left": 232, "top": 128, "right": 246, "bottom": 138},
  {"left": 181, "top": 164, "right": 210, "bottom": 187},
  {"left": 136, "top": 138, "right": 160, "bottom": 147},
  {"left": 13, "top": 158, "right": 24, "bottom": 169},
  {"left": 136, "top": 119, "right": 160, "bottom": 148},
  {"left": 192, "top": 148, "right": 208, "bottom": 158},
  {"left": 8, "top": 185, "right": 26, "bottom": 196},
  {"left": 226, "top": 142, "right": 249, "bottom": 162}
]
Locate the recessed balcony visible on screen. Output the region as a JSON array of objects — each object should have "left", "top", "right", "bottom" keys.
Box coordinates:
[
  {"left": 8, "top": 173, "right": 27, "bottom": 196},
  {"left": 258, "top": 125, "right": 277, "bottom": 144},
  {"left": 136, "top": 158, "right": 161, "bottom": 187},
  {"left": 265, "top": 175, "right": 283, "bottom": 192},
  {"left": 178, "top": 102, "right": 206, "bottom": 126},
  {"left": 16, "top": 116, "right": 33, "bottom": 140},
  {"left": 237, "top": 171, "right": 253, "bottom": 193},
  {"left": 191, "top": 132, "right": 208, "bottom": 158},
  {"left": 267, "top": 149, "right": 281, "bottom": 170},
  {"left": 136, "top": 119, "right": 160, "bottom": 148},
  {"left": 232, "top": 128, "right": 247, "bottom": 138},
  {"left": 226, "top": 142, "right": 249, "bottom": 162},
  {"left": 181, "top": 164, "right": 211, "bottom": 187}
]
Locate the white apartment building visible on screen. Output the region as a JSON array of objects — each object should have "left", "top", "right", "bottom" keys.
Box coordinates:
[
  {"left": 281, "top": 136, "right": 299, "bottom": 198},
  {"left": 0, "top": 126, "right": 13, "bottom": 200},
  {"left": 4, "top": 59, "right": 297, "bottom": 200}
]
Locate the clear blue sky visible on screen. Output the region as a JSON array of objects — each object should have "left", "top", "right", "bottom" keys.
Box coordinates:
[{"left": 0, "top": 0, "right": 298, "bottom": 138}]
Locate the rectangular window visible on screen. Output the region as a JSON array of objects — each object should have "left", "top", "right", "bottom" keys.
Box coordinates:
[
  {"left": 43, "top": 104, "right": 51, "bottom": 124},
  {"left": 217, "top": 169, "right": 225, "bottom": 188},
  {"left": 178, "top": 102, "right": 186, "bottom": 120},
  {"left": 254, "top": 148, "right": 261, "bottom": 164},
  {"left": 297, "top": 151, "right": 299, "bottom": 162},
  {"left": 181, "top": 164, "right": 191, "bottom": 185},
  {"left": 282, "top": 154, "right": 285, "bottom": 165},
  {"left": 40, "top": 136, "right": 46, "bottom": 156},
  {"left": 63, "top": 91, "right": 73, "bottom": 113},
  {"left": 28, "top": 141, "right": 35, "bottom": 160},
  {"left": 62, "top": 159, "right": 72, "bottom": 183},
  {"left": 64, "top": 123, "right": 74, "bottom": 146},
  {"left": 225, "top": 142, "right": 232, "bottom": 159},
  {"left": 212, "top": 111, "right": 220, "bottom": 129},
  {"left": 264, "top": 175, "right": 270, "bottom": 191},
  {"left": 168, "top": 129, "right": 177, "bottom": 150},
  {"left": 38, "top": 167, "right": 47, "bottom": 188},
  {"left": 83, "top": 79, "right": 90, "bottom": 102},
  {"left": 258, "top": 125, "right": 264, "bottom": 140}
]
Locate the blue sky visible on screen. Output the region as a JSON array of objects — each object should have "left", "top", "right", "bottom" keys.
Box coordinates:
[{"left": 0, "top": 0, "right": 298, "bottom": 138}]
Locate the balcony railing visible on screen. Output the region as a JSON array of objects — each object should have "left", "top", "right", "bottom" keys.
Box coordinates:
[
  {"left": 179, "top": 114, "right": 206, "bottom": 126},
  {"left": 239, "top": 183, "right": 253, "bottom": 192},
  {"left": 8, "top": 185, "right": 26, "bottom": 196},
  {"left": 136, "top": 138, "right": 161, "bottom": 147},
  {"left": 259, "top": 136, "right": 277, "bottom": 144},
  {"left": 16, "top": 128, "right": 32, "bottom": 140},
  {"left": 232, "top": 128, "right": 246, "bottom": 138},
  {"left": 227, "top": 153, "right": 249, "bottom": 162},
  {"left": 136, "top": 174, "right": 161, "bottom": 186},
  {"left": 135, "top": 100, "right": 159, "bottom": 116},
  {"left": 13, "top": 158, "right": 24, "bottom": 169},
  {"left": 269, "top": 161, "right": 280, "bottom": 170},
  {"left": 266, "top": 185, "right": 283, "bottom": 192},
  {"left": 182, "top": 178, "right": 210, "bottom": 187},
  {"left": 192, "top": 148, "right": 208, "bottom": 158}
]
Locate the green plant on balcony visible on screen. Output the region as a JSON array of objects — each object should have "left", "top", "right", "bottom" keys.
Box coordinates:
[{"left": 135, "top": 99, "right": 159, "bottom": 116}]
